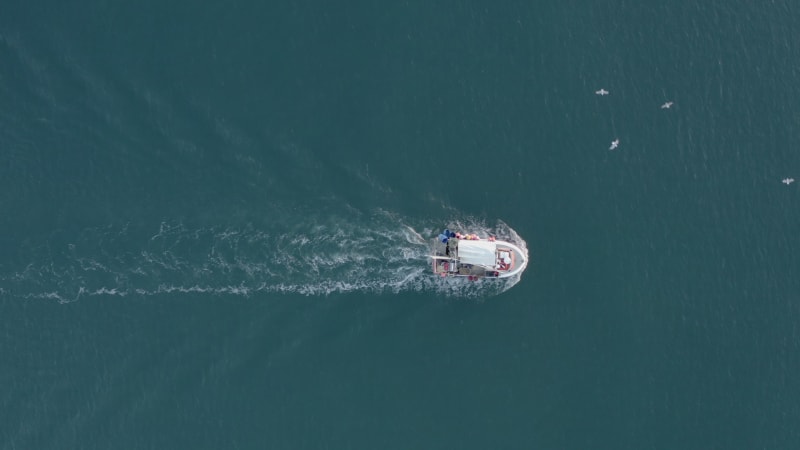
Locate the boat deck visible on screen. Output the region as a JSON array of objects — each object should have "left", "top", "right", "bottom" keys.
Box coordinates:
[{"left": 431, "top": 238, "right": 493, "bottom": 277}]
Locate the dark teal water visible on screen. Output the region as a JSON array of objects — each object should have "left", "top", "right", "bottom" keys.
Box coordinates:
[{"left": 2, "top": 1, "right": 800, "bottom": 449}]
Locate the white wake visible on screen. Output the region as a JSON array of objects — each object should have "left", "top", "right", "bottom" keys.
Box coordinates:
[{"left": 3, "top": 211, "right": 527, "bottom": 302}]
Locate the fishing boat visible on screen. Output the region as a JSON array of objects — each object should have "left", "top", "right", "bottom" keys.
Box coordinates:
[{"left": 430, "top": 229, "right": 528, "bottom": 279}]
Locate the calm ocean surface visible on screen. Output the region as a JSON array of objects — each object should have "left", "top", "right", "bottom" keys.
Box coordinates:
[{"left": 2, "top": 1, "right": 800, "bottom": 449}]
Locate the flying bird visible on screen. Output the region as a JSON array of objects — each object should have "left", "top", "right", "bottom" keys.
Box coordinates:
[
  {"left": 609, "top": 139, "right": 620, "bottom": 150},
  {"left": 782, "top": 178, "right": 795, "bottom": 185},
  {"left": 595, "top": 89, "right": 609, "bottom": 96},
  {"left": 661, "top": 101, "right": 674, "bottom": 109}
]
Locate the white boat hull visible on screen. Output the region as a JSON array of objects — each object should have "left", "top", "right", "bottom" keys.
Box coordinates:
[{"left": 430, "top": 235, "right": 528, "bottom": 280}]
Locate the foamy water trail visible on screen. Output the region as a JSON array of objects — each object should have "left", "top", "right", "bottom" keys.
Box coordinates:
[{"left": 2, "top": 210, "right": 527, "bottom": 302}]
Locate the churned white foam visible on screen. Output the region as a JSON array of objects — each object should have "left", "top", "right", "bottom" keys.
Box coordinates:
[{"left": 4, "top": 211, "right": 527, "bottom": 302}]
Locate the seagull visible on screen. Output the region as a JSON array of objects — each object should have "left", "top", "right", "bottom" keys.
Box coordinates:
[
  {"left": 661, "top": 101, "right": 674, "bottom": 109},
  {"left": 609, "top": 139, "right": 619, "bottom": 150},
  {"left": 595, "top": 89, "right": 609, "bottom": 96},
  {"left": 782, "top": 178, "right": 795, "bottom": 185}
]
